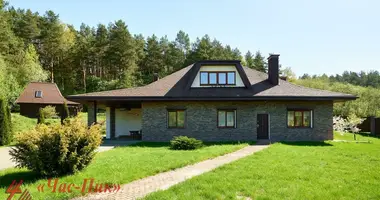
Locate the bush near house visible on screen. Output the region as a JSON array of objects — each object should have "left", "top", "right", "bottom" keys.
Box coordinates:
[
  {"left": 40, "top": 105, "right": 57, "bottom": 118},
  {"left": 170, "top": 136, "right": 203, "bottom": 150},
  {"left": 9, "top": 117, "right": 102, "bottom": 177},
  {"left": 61, "top": 101, "right": 70, "bottom": 124},
  {"left": 0, "top": 98, "right": 13, "bottom": 145},
  {"left": 37, "top": 108, "right": 45, "bottom": 124}
]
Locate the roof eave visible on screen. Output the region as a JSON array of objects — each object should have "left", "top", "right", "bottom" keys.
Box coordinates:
[{"left": 66, "top": 95, "right": 357, "bottom": 102}]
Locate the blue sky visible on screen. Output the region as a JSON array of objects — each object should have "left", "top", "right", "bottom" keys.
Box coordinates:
[{"left": 9, "top": 0, "right": 380, "bottom": 76}]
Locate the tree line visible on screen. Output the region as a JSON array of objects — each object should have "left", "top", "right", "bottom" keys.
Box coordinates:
[
  {"left": 295, "top": 76, "right": 380, "bottom": 118},
  {"left": 0, "top": 0, "right": 267, "bottom": 104},
  {"left": 300, "top": 70, "right": 380, "bottom": 88},
  {"left": 1, "top": 0, "right": 379, "bottom": 119}
]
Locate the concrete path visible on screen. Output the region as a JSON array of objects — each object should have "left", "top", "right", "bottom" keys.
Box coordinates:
[
  {"left": 0, "top": 141, "right": 140, "bottom": 170},
  {"left": 74, "top": 144, "right": 269, "bottom": 200},
  {"left": 0, "top": 147, "right": 15, "bottom": 170}
]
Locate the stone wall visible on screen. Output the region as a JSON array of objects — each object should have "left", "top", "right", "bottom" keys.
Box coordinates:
[
  {"left": 141, "top": 101, "right": 333, "bottom": 142},
  {"left": 87, "top": 101, "right": 96, "bottom": 126}
]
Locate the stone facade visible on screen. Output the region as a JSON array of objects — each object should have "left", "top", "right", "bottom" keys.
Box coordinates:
[
  {"left": 87, "top": 101, "right": 96, "bottom": 126},
  {"left": 141, "top": 101, "right": 333, "bottom": 142}
]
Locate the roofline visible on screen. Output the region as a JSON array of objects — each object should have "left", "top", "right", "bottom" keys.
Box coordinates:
[
  {"left": 67, "top": 95, "right": 357, "bottom": 102},
  {"left": 16, "top": 101, "right": 80, "bottom": 105}
]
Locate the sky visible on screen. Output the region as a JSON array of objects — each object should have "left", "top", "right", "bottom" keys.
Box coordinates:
[{"left": 9, "top": 0, "right": 380, "bottom": 76}]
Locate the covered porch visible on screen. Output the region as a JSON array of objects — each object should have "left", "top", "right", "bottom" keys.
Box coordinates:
[{"left": 87, "top": 100, "right": 143, "bottom": 140}]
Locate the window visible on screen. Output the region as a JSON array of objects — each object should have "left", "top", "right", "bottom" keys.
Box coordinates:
[
  {"left": 200, "top": 72, "right": 208, "bottom": 85},
  {"left": 209, "top": 72, "right": 217, "bottom": 84},
  {"left": 227, "top": 72, "right": 235, "bottom": 84},
  {"left": 200, "top": 71, "right": 236, "bottom": 85},
  {"left": 168, "top": 110, "right": 185, "bottom": 128},
  {"left": 287, "top": 110, "right": 312, "bottom": 128},
  {"left": 217, "top": 110, "right": 236, "bottom": 128},
  {"left": 35, "top": 91, "right": 42, "bottom": 98}
]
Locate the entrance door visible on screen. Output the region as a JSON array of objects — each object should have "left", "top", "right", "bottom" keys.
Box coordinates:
[{"left": 257, "top": 114, "right": 269, "bottom": 139}]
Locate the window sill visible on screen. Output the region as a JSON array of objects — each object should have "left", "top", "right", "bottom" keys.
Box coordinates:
[
  {"left": 217, "top": 127, "right": 236, "bottom": 129},
  {"left": 168, "top": 127, "right": 185, "bottom": 129},
  {"left": 287, "top": 127, "right": 313, "bottom": 129}
]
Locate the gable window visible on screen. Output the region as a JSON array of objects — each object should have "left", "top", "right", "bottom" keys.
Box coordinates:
[
  {"left": 168, "top": 110, "right": 185, "bottom": 128},
  {"left": 200, "top": 71, "right": 236, "bottom": 85},
  {"left": 209, "top": 72, "right": 217, "bottom": 84},
  {"left": 200, "top": 72, "right": 208, "bottom": 85},
  {"left": 227, "top": 72, "right": 235, "bottom": 84},
  {"left": 287, "top": 110, "right": 312, "bottom": 128},
  {"left": 217, "top": 109, "right": 236, "bottom": 128},
  {"left": 35, "top": 91, "right": 43, "bottom": 98}
]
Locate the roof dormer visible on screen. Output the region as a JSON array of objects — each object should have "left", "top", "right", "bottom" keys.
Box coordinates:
[{"left": 188, "top": 60, "right": 251, "bottom": 88}]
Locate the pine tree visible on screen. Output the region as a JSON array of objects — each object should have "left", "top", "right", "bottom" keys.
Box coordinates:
[
  {"left": 37, "top": 108, "right": 45, "bottom": 124},
  {"left": 175, "top": 30, "right": 190, "bottom": 58},
  {"left": 140, "top": 35, "right": 165, "bottom": 84},
  {"left": 245, "top": 51, "right": 254, "bottom": 68},
  {"left": 106, "top": 20, "right": 138, "bottom": 83},
  {"left": 61, "top": 101, "right": 69, "bottom": 124},
  {"left": 252, "top": 51, "right": 267, "bottom": 72},
  {"left": 0, "top": 98, "right": 12, "bottom": 145}
]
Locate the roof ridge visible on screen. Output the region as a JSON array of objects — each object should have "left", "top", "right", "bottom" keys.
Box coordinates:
[
  {"left": 242, "top": 66, "right": 353, "bottom": 96},
  {"left": 284, "top": 80, "right": 354, "bottom": 96},
  {"left": 145, "top": 64, "right": 193, "bottom": 87}
]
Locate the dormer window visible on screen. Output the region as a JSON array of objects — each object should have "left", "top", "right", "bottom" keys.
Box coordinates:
[
  {"left": 200, "top": 71, "right": 236, "bottom": 86},
  {"left": 35, "top": 91, "right": 43, "bottom": 98}
]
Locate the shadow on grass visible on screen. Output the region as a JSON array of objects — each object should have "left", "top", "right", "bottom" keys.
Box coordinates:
[
  {"left": 280, "top": 141, "right": 333, "bottom": 146},
  {"left": 0, "top": 170, "right": 40, "bottom": 188},
  {"left": 357, "top": 132, "right": 380, "bottom": 139},
  {"left": 120, "top": 141, "right": 253, "bottom": 148}
]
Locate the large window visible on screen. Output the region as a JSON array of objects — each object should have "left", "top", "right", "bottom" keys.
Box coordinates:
[
  {"left": 217, "top": 110, "right": 236, "bottom": 128},
  {"left": 168, "top": 110, "right": 185, "bottom": 128},
  {"left": 287, "top": 110, "right": 312, "bottom": 128},
  {"left": 200, "top": 71, "right": 236, "bottom": 85}
]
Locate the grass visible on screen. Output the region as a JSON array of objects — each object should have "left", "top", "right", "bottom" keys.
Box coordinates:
[
  {"left": 11, "top": 113, "right": 59, "bottom": 134},
  {"left": 0, "top": 142, "right": 248, "bottom": 200},
  {"left": 333, "top": 131, "right": 375, "bottom": 142},
  {"left": 144, "top": 132, "right": 380, "bottom": 200}
]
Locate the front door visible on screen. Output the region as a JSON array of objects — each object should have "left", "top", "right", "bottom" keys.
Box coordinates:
[{"left": 257, "top": 114, "right": 269, "bottom": 139}]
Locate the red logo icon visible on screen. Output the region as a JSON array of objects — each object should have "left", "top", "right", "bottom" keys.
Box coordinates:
[{"left": 5, "top": 180, "right": 32, "bottom": 200}]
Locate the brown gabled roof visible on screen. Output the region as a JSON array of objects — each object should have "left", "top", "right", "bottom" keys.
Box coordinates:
[
  {"left": 67, "top": 61, "right": 356, "bottom": 101},
  {"left": 16, "top": 82, "right": 80, "bottom": 105}
]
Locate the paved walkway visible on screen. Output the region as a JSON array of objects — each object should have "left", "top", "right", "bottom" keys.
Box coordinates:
[
  {"left": 0, "top": 147, "right": 15, "bottom": 170},
  {"left": 74, "top": 144, "right": 269, "bottom": 200}
]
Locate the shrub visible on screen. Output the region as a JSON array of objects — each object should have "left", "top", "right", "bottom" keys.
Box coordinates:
[
  {"left": 40, "top": 105, "right": 57, "bottom": 118},
  {"left": 37, "top": 108, "right": 45, "bottom": 124},
  {"left": 0, "top": 98, "right": 13, "bottom": 145},
  {"left": 170, "top": 136, "right": 203, "bottom": 150},
  {"left": 61, "top": 101, "right": 70, "bottom": 124},
  {"left": 10, "top": 117, "right": 102, "bottom": 177}
]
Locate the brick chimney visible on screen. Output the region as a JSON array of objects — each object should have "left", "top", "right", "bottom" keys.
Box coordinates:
[{"left": 268, "top": 54, "right": 280, "bottom": 85}]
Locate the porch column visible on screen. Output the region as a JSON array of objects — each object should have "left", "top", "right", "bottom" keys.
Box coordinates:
[
  {"left": 370, "top": 116, "right": 376, "bottom": 135},
  {"left": 110, "top": 106, "right": 116, "bottom": 139},
  {"left": 87, "top": 101, "right": 97, "bottom": 126}
]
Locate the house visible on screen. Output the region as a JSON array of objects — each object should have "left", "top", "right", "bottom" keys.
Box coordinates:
[
  {"left": 67, "top": 54, "right": 356, "bottom": 142},
  {"left": 16, "top": 82, "right": 81, "bottom": 118}
]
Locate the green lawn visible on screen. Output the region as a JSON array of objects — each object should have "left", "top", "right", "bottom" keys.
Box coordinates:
[
  {"left": 11, "top": 113, "right": 60, "bottom": 134},
  {"left": 0, "top": 142, "right": 248, "bottom": 200},
  {"left": 145, "top": 132, "right": 380, "bottom": 200}
]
